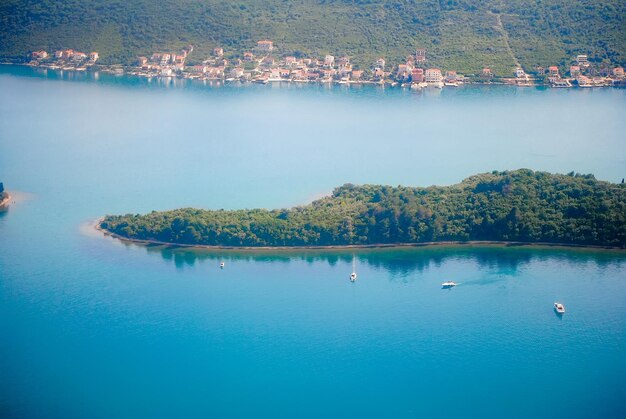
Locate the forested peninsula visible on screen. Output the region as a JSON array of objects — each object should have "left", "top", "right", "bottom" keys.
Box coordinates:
[{"left": 100, "top": 170, "right": 626, "bottom": 249}]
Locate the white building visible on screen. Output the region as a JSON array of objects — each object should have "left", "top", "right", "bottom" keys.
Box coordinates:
[
  {"left": 425, "top": 68, "right": 443, "bottom": 83},
  {"left": 576, "top": 55, "right": 589, "bottom": 66}
]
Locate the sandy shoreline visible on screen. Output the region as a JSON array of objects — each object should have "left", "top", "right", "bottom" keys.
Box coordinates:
[{"left": 94, "top": 218, "right": 625, "bottom": 252}]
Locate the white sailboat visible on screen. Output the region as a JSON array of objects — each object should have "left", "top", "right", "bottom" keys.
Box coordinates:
[{"left": 350, "top": 256, "right": 357, "bottom": 282}]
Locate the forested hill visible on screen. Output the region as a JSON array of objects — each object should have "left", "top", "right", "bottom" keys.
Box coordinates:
[
  {"left": 100, "top": 170, "right": 626, "bottom": 248},
  {"left": 1, "top": 0, "right": 624, "bottom": 75}
]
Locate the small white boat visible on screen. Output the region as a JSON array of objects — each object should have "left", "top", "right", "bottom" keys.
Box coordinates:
[
  {"left": 554, "top": 302, "right": 565, "bottom": 314},
  {"left": 441, "top": 281, "right": 456, "bottom": 288},
  {"left": 220, "top": 262, "right": 225, "bottom": 269},
  {"left": 350, "top": 256, "right": 357, "bottom": 282}
]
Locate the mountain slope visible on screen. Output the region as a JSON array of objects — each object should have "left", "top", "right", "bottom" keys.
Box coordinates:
[{"left": 1, "top": 0, "right": 624, "bottom": 75}]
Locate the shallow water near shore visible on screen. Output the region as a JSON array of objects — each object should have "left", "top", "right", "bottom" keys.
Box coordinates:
[{"left": 1, "top": 65, "right": 626, "bottom": 417}]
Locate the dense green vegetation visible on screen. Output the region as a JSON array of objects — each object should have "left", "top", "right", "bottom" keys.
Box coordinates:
[
  {"left": 101, "top": 170, "right": 626, "bottom": 248},
  {"left": 1, "top": 0, "right": 624, "bottom": 75}
]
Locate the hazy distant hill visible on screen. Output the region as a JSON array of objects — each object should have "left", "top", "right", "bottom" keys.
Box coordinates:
[{"left": 1, "top": 0, "right": 624, "bottom": 75}]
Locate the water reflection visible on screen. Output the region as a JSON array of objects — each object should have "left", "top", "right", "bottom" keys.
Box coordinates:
[{"left": 136, "top": 242, "right": 626, "bottom": 275}]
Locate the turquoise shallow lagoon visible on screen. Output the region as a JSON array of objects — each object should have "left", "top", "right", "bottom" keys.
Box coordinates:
[{"left": 1, "top": 65, "right": 625, "bottom": 417}]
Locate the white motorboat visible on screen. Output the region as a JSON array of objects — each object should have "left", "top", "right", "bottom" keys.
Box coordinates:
[
  {"left": 350, "top": 256, "right": 357, "bottom": 282},
  {"left": 441, "top": 281, "right": 456, "bottom": 288},
  {"left": 220, "top": 262, "right": 225, "bottom": 269},
  {"left": 554, "top": 302, "right": 565, "bottom": 314}
]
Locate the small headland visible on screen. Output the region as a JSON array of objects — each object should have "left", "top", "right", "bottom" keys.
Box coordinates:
[{"left": 0, "top": 182, "right": 10, "bottom": 209}]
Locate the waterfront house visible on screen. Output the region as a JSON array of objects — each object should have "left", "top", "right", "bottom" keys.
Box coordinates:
[
  {"left": 514, "top": 68, "right": 525, "bottom": 78},
  {"left": 137, "top": 56, "right": 148, "bottom": 66},
  {"left": 188, "top": 65, "right": 208, "bottom": 74},
  {"left": 411, "top": 68, "right": 424, "bottom": 82},
  {"left": 31, "top": 50, "right": 48, "bottom": 60},
  {"left": 54, "top": 50, "right": 64, "bottom": 59},
  {"left": 612, "top": 67, "right": 624, "bottom": 78},
  {"left": 322, "top": 69, "right": 335, "bottom": 80},
  {"left": 577, "top": 75, "right": 592, "bottom": 86},
  {"left": 482, "top": 68, "right": 493, "bottom": 78},
  {"left": 548, "top": 66, "right": 559, "bottom": 77},
  {"left": 89, "top": 52, "right": 99, "bottom": 62},
  {"left": 62, "top": 49, "right": 75, "bottom": 59},
  {"left": 243, "top": 52, "right": 254, "bottom": 61},
  {"left": 445, "top": 70, "right": 459, "bottom": 83},
  {"left": 214, "top": 47, "right": 224, "bottom": 57},
  {"left": 291, "top": 69, "right": 306, "bottom": 80},
  {"left": 536, "top": 66, "right": 545, "bottom": 75},
  {"left": 207, "top": 67, "right": 225, "bottom": 79},
  {"left": 257, "top": 40, "right": 274, "bottom": 51},
  {"left": 397, "top": 64, "right": 412, "bottom": 80},
  {"left": 351, "top": 70, "right": 363, "bottom": 80},
  {"left": 375, "top": 58, "right": 386, "bottom": 70},
  {"left": 570, "top": 65, "right": 581, "bottom": 77},
  {"left": 425, "top": 68, "right": 443, "bottom": 83},
  {"left": 269, "top": 68, "right": 281, "bottom": 80},
  {"left": 279, "top": 68, "right": 290, "bottom": 78},
  {"left": 307, "top": 71, "right": 320, "bottom": 82},
  {"left": 324, "top": 55, "right": 335, "bottom": 67},
  {"left": 285, "top": 56, "right": 297, "bottom": 66},
  {"left": 173, "top": 55, "right": 185, "bottom": 64},
  {"left": 592, "top": 76, "right": 606, "bottom": 86},
  {"left": 72, "top": 52, "right": 87, "bottom": 61},
  {"left": 230, "top": 67, "right": 244, "bottom": 78}
]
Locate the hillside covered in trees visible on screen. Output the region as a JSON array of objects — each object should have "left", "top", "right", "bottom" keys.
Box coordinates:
[
  {"left": 1, "top": 0, "right": 624, "bottom": 75},
  {"left": 100, "top": 170, "right": 626, "bottom": 248}
]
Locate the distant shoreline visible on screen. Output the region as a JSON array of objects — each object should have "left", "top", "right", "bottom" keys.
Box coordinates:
[
  {"left": 94, "top": 218, "right": 625, "bottom": 252},
  {"left": 3, "top": 63, "right": 623, "bottom": 90}
]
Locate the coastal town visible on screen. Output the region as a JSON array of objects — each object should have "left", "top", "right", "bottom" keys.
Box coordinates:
[{"left": 24, "top": 40, "right": 625, "bottom": 89}]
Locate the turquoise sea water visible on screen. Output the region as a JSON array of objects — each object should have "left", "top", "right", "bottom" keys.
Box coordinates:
[{"left": 1, "top": 65, "right": 625, "bottom": 418}]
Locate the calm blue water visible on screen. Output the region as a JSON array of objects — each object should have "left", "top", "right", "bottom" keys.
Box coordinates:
[{"left": 1, "top": 65, "right": 625, "bottom": 418}]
